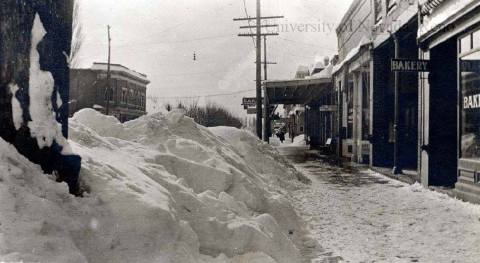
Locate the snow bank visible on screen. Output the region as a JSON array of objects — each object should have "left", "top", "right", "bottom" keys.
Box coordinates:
[
  {"left": 0, "top": 109, "right": 309, "bottom": 263},
  {"left": 292, "top": 135, "right": 306, "bottom": 146}
]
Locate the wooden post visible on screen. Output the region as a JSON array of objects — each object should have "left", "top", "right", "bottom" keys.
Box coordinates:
[
  {"left": 106, "top": 25, "right": 111, "bottom": 115},
  {"left": 255, "top": 0, "right": 263, "bottom": 139}
]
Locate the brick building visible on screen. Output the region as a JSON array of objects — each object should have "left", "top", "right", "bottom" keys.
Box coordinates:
[{"left": 70, "top": 62, "right": 149, "bottom": 122}]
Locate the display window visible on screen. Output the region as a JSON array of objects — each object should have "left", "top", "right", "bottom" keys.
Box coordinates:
[{"left": 460, "top": 27, "right": 480, "bottom": 159}]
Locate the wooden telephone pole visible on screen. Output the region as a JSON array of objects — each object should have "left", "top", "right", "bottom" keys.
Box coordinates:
[
  {"left": 234, "top": 0, "right": 282, "bottom": 140},
  {"left": 105, "top": 25, "right": 112, "bottom": 115}
]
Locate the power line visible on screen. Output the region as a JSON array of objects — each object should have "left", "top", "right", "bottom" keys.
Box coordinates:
[
  {"left": 234, "top": 1, "right": 283, "bottom": 140},
  {"left": 87, "top": 34, "right": 235, "bottom": 49},
  {"left": 277, "top": 37, "right": 337, "bottom": 51},
  {"left": 147, "top": 88, "right": 255, "bottom": 100},
  {"left": 233, "top": 15, "right": 284, "bottom": 21},
  {"left": 242, "top": 0, "right": 256, "bottom": 47},
  {"left": 160, "top": 69, "right": 230, "bottom": 77}
]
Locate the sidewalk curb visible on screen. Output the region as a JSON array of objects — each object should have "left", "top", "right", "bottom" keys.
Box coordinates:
[
  {"left": 370, "top": 167, "right": 417, "bottom": 185},
  {"left": 370, "top": 167, "right": 462, "bottom": 202}
]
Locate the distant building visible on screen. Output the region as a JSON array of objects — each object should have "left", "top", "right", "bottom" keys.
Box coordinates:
[
  {"left": 310, "top": 57, "right": 329, "bottom": 75},
  {"left": 70, "top": 62, "right": 150, "bottom": 122},
  {"left": 294, "top": 65, "right": 310, "bottom": 79}
]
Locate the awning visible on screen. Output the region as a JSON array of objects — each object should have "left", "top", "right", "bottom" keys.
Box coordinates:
[
  {"left": 264, "top": 77, "right": 332, "bottom": 105},
  {"left": 418, "top": 0, "right": 480, "bottom": 46},
  {"left": 332, "top": 37, "right": 371, "bottom": 75}
]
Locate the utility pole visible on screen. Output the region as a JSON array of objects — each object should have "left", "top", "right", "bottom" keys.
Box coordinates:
[
  {"left": 264, "top": 36, "right": 267, "bottom": 81},
  {"left": 234, "top": 2, "right": 282, "bottom": 140},
  {"left": 390, "top": 31, "right": 402, "bottom": 175},
  {"left": 105, "top": 25, "right": 112, "bottom": 116},
  {"left": 255, "top": 0, "right": 262, "bottom": 140}
]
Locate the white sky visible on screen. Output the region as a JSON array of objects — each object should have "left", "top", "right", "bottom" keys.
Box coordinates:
[{"left": 77, "top": 0, "right": 353, "bottom": 116}]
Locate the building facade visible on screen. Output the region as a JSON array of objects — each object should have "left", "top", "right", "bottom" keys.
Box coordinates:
[
  {"left": 70, "top": 63, "right": 149, "bottom": 122},
  {"left": 418, "top": 0, "right": 480, "bottom": 202},
  {"left": 263, "top": 0, "right": 480, "bottom": 203},
  {"left": 370, "top": 0, "right": 419, "bottom": 174},
  {"left": 333, "top": 0, "right": 374, "bottom": 164},
  {"left": 333, "top": 0, "right": 419, "bottom": 170}
]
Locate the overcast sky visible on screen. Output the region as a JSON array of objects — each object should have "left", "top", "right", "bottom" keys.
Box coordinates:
[{"left": 77, "top": 0, "right": 353, "bottom": 116}]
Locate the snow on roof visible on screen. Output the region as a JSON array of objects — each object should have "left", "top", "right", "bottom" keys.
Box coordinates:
[
  {"left": 310, "top": 60, "right": 326, "bottom": 75},
  {"left": 373, "top": 4, "right": 418, "bottom": 48},
  {"left": 307, "top": 64, "right": 333, "bottom": 79},
  {"left": 91, "top": 62, "right": 150, "bottom": 83},
  {"left": 332, "top": 37, "right": 371, "bottom": 75},
  {"left": 418, "top": 0, "right": 480, "bottom": 41}
]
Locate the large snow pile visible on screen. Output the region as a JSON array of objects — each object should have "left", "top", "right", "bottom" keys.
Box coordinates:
[{"left": 0, "top": 109, "right": 311, "bottom": 263}]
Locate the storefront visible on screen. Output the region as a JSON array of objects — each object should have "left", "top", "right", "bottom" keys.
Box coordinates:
[
  {"left": 333, "top": 42, "right": 372, "bottom": 164},
  {"left": 371, "top": 16, "right": 419, "bottom": 172},
  {"left": 418, "top": 0, "right": 480, "bottom": 202},
  {"left": 306, "top": 87, "right": 336, "bottom": 149},
  {"left": 332, "top": 0, "right": 376, "bottom": 163}
]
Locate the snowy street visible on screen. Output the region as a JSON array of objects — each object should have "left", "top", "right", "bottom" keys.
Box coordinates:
[{"left": 277, "top": 145, "right": 480, "bottom": 263}]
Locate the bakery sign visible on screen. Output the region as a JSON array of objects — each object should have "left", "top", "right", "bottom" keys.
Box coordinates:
[
  {"left": 464, "top": 93, "right": 480, "bottom": 110},
  {"left": 391, "top": 58, "right": 430, "bottom": 72}
]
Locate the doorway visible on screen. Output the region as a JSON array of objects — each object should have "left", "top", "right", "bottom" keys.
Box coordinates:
[{"left": 421, "top": 38, "right": 458, "bottom": 186}]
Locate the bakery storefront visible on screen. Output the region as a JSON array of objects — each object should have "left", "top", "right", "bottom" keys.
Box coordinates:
[{"left": 418, "top": 0, "right": 480, "bottom": 203}]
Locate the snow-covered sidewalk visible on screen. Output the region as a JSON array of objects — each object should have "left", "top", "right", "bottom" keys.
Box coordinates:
[{"left": 279, "top": 146, "right": 480, "bottom": 263}]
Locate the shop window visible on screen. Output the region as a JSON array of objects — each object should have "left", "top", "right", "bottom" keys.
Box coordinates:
[
  {"left": 347, "top": 77, "right": 354, "bottom": 139},
  {"left": 121, "top": 88, "right": 127, "bottom": 104},
  {"left": 361, "top": 71, "right": 370, "bottom": 141},
  {"left": 104, "top": 88, "right": 108, "bottom": 101},
  {"left": 129, "top": 89, "right": 134, "bottom": 104},
  {"left": 104, "top": 88, "right": 114, "bottom": 102},
  {"left": 460, "top": 49, "right": 480, "bottom": 159}
]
